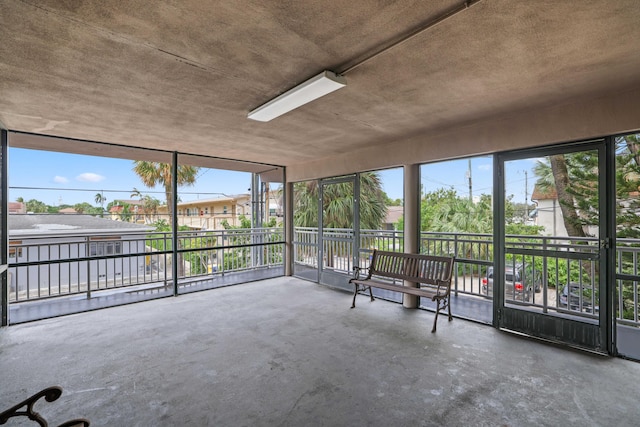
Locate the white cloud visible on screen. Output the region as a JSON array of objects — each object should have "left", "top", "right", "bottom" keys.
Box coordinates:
[
  {"left": 478, "top": 164, "right": 492, "bottom": 171},
  {"left": 76, "top": 172, "right": 105, "bottom": 182},
  {"left": 54, "top": 175, "right": 69, "bottom": 183}
]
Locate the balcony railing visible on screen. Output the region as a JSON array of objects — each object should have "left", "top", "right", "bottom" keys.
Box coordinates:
[
  {"left": 293, "top": 227, "right": 640, "bottom": 327},
  {"left": 9, "top": 225, "right": 639, "bottom": 328},
  {"left": 8, "top": 228, "right": 284, "bottom": 303}
]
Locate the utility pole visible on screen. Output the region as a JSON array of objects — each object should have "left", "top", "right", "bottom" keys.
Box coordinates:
[{"left": 467, "top": 158, "right": 472, "bottom": 202}]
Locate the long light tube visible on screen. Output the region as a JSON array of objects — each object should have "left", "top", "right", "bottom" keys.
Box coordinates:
[{"left": 248, "top": 70, "right": 346, "bottom": 122}]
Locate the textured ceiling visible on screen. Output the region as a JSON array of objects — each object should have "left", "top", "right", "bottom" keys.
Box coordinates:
[{"left": 1, "top": 0, "right": 639, "bottom": 168}]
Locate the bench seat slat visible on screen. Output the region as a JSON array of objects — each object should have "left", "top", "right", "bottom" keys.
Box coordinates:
[{"left": 349, "top": 279, "right": 444, "bottom": 299}]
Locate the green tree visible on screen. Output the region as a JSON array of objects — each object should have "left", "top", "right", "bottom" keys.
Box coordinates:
[
  {"left": 419, "top": 188, "right": 458, "bottom": 232},
  {"left": 293, "top": 173, "right": 387, "bottom": 229},
  {"left": 534, "top": 155, "right": 590, "bottom": 237},
  {"left": 615, "top": 135, "right": 640, "bottom": 238},
  {"left": 141, "top": 195, "right": 161, "bottom": 223},
  {"left": 132, "top": 162, "right": 199, "bottom": 222},
  {"left": 130, "top": 187, "right": 142, "bottom": 200},
  {"left": 133, "top": 161, "right": 199, "bottom": 277},
  {"left": 109, "top": 200, "right": 133, "bottom": 222},
  {"left": 94, "top": 192, "right": 107, "bottom": 216},
  {"left": 431, "top": 194, "right": 493, "bottom": 233},
  {"left": 73, "top": 202, "right": 101, "bottom": 215},
  {"left": 25, "top": 199, "right": 48, "bottom": 213},
  {"left": 294, "top": 174, "right": 387, "bottom": 267},
  {"left": 219, "top": 215, "right": 252, "bottom": 271},
  {"left": 383, "top": 193, "right": 402, "bottom": 207},
  {"left": 413, "top": 189, "right": 497, "bottom": 234}
]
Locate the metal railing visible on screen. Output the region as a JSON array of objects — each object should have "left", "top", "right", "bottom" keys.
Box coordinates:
[
  {"left": 616, "top": 238, "right": 640, "bottom": 326},
  {"left": 293, "top": 227, "right": 640, "bottom": 326},
  {"left": 10, "top": 224, "right": 639, "bottom": 327},
  {"left": 8, "top": 228, "right": 284, "bottom": 303}
]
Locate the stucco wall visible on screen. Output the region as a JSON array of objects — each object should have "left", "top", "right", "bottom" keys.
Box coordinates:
[{"left": 287, "top": 84, "right": 640, "bottom": 182}]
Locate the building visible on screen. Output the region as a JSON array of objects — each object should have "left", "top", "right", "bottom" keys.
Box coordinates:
[
  {"left": 383, "top": 206, "right": 403, "bottom": 231},
  {"left": 159, "top": 194, "right": 252, "bottom": 230},
  {"left": 530, "top": 185, "right": 568, "bottom": 237},
  {"left": 7, "top": 202, "right": 25, "bottom": 215},
  {"left": 58, "top": 207, "right": 78, "bottom": 214},
  {"left": 8, "top": 214, "right": 154, "bottom": 296},
  {"left": 108, "top": 199, "right": 148, "bottom": 223}
]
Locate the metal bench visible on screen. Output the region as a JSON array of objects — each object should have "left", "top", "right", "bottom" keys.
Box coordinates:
[
  {"left": 349, "top": 250, "right": 455, "bottom": 332},
  {"left": 0, "top": 386, "right": 90, "bottom": 427}
]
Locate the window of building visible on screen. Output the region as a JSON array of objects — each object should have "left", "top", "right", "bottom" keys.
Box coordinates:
[
  {"left": 223, "top": 205, "right": 228, "bottom": 214},
  {"left": 8, "top": 247, "right": 23, "bottom": 260},
  {"left": 90, "top": 241, "right": 123, "bottom": 256}
]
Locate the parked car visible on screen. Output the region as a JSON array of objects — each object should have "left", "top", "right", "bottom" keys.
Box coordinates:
[
  {"left": 481, "top": 264, "right": 542, "bottom": 302},
  {"left": 558, "top": 282, "right": 599, "bottom": 313}
]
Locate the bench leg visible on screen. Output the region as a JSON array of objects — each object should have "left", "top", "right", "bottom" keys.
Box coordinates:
[
  {"left": 351, "top": 284, "right": 375, "bottom": 308},
  {"left": 431, "top": 296, "right": 452, "bottom": 333},
  {"left": 432, "top": 305, "right": 439, "bottom": 333},
  {"left": 351, "top": 283, "right": 358, "bottom": 308}
]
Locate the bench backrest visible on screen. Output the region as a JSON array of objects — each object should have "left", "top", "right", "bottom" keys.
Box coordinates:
[{"left": 369, "top": 250, "right": 454, "bottom": 286}]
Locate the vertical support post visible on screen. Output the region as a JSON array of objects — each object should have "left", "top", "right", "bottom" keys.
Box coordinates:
[
  {"left": 1, "top": 129, "right": 8, "bottom": 326},
  {"left": 318, "top": 180, "right": 323, "bottom": 281},
  {"left": 172, "top": 152, "right": 179, "bottom": 296},
  {"left": 403, "top": 164, "right": 420, "bottom": 309},
  {"left": 86, "top": 237, "right": 91, "bottom": 300},
  {"left": 251, "top": 173, "right": 262, "bottom": 268},
  {"left": 284, "top": 174, "right": 293, "bottom": 276},
  {"left": 493, "top": 153, "right": 505, "bottom": 328},
  {"left": 353, "top": 173, "right": 360, "bottom": 277},
  {"left": 603, "top": 136, "right": 616, "bottom": 356}
]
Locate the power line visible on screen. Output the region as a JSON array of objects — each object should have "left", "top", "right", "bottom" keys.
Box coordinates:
[{"left": 9, "top": 186, "right": 232, "bottom": 197}]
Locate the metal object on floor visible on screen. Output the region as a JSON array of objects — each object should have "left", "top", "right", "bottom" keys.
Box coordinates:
[{"left": 0, "top": 386, "right": 90, "bottom": 427}]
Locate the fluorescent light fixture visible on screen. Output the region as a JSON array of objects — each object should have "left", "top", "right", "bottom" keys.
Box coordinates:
[{"left": 248, "top": 70, "right": 346, "bottom": 122}]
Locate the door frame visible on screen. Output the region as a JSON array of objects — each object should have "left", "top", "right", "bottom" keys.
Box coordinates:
[
  {"left": 318, "top": 175, "right": 360, "bottom": 289},
  {"left": 493, "top": 139, "right": 612, "bottom": 353}
]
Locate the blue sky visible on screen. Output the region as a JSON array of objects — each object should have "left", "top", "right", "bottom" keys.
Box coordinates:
[
  {"left": 9, "top": 148, "right": 538, "bottom": 207},
  {"left": 9, "top": 148, "right": 253, "bottom": 206},
  {"left": 379, "top": 156, "right": 538, "bottom": 204}
]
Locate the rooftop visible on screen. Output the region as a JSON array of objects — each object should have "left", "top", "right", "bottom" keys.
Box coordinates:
[{"left": 8, "top": 214, "right": 154, "bottom": 237}]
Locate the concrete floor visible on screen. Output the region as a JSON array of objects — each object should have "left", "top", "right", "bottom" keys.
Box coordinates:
[{"left": 1, "top": 277, "right": 639, "bottom": 427}]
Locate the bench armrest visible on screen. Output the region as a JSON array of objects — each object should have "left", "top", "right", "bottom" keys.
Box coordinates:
[
  {"left": 434, "top": 278, "right": 452, "bottom": 295},
  {"left": 352, "top": 266, "right": 370, "bottom": 280}
]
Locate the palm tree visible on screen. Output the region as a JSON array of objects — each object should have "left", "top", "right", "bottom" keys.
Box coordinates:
[
  {"left": 132, "top": 162, "right": 199, "bottom": 222},
  {"left": 130, "top": 187, "right": 142, "bottom": 200},
  {"left": 133, "top": 161, "right": 199, "bottom": 277},
  {"left": 94, "top": 192, "right": 106, "bottom": 217},
  {"left": 293, "top": 173, "right": 387, "bottom": 229},
  {"left": 294, "top": 173, "right": 387, "bottom": 267},
  {"left": 431, "top": 196, "right": 492, "bottom": 234},
  {"left": 141, "top": 195, "right": 161, "bottom": 223}
]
